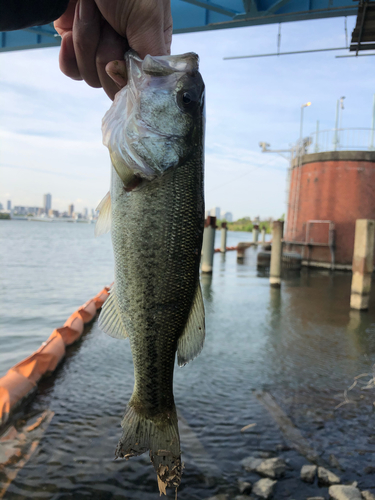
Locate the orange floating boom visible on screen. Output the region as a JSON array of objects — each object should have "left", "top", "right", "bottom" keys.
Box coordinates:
[{"left": 0, "top": 286, "right": 110, "bottom": 430}]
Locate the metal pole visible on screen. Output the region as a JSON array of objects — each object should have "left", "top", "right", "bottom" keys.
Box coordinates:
[
  {"left": 201, "top": 216, "right": 216, "bottom": 274},
  {"left": 314, "top": 120, "right": 320, "bottom": 153},
  {"left": 370, "top": 94, "right": 375, "bottom": 150},
  {"left": 334, "top": 99, "right": 339, "bottom": 151},
  {"left": 299, "top": 106, "right": 304, "bottom": 147}
]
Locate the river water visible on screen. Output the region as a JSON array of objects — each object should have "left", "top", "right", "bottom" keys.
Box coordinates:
[{"left": 0, "top": 220, "right": 375, "bottom": 499}]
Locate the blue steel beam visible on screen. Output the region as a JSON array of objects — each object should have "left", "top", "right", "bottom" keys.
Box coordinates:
[{"left": 0, "top": 0, "right": 358, "bottom": 53}]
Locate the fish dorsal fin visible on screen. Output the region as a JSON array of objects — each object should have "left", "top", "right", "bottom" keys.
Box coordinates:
[
  {"left": 95, "top": 191, "right": 112, "bottom": 237},
  {"left": 98, "top": 287, "right": 128, "bottom": 339},
  {"left": 177, "top": 283, "right": 205, "bottom": 367}
]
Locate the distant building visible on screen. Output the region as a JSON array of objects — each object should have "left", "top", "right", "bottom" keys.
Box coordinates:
[
  {"left": 7, "top": 200, "right": 11, "bottom": 211},
  {"left": 68, "top": 204, "right": 74, "bottom": 217},
  {"left": 83, "top": 208, "right": 88, "bottom": 218},
  {"left": 222, "top": 212, "right": 233, "bottom": 222},
  {"left": 210, "top": 207, "right": 221, "bottom": 220},
  {"left": 0, "top": 202, "right": 3, "bottom": 211},
  {"left": 43, "top": 193, "right": 52, "bottom": 214},
  {"left": 38, "top": 207, "right": 44, "bottom": 215},
  {"left": 48, "top": 209, "right": 59, "bottom": 218}
]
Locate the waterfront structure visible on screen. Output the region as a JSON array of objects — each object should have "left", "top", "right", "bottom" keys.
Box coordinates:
[
  {"left": 68, "top": 204, "right": 74, "bottom": 217},
  {"left": 43, "top": 194, "right": 52, "bottom": 214},
  {"left": 7, "top": 200, "right": 11, "bottom": 210},
  {"left": 284, "top": 125, "right": 375, "bottom": 269}
]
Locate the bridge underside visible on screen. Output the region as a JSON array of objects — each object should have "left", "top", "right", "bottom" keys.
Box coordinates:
[{"left": 0, "top": 0, "right": 364, "bottom": 53}]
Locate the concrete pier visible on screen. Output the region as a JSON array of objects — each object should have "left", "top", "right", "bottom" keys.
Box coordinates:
[
  {"left": 270, "top": 221, "right": 284, "bottom": 287},
  {"left": 201, "top": 216, "right": 216, "bottom": 274},
  {"left": 220, "top": 222, "right": 227, "bottom": 253},
  {"left": 253, "top": 224, "right": 259, "bottom": 243},
  {"left": 261, "top": 226, "right": 266, "bottom": 243},
  {"left": 350, "top": 219, "right": 375, "bottom": 310}
]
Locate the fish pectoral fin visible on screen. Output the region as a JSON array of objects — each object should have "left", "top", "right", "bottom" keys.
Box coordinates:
[
  {"left": 98, "top": 287, "right": 128, "bottom": 339},
  {"left": 177, "top": 283, "right": 205, "bottom": 367},
  {"left": 95, "top": 191, "right": 111, "bottom": 237}
]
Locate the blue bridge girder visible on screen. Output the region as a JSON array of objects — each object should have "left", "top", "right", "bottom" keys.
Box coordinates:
[{"left": 0, "top": 0, "right": 358, "bottom": 53}]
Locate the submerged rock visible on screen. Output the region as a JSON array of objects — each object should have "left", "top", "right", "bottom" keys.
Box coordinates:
[
  {"left": 362, "top": 491, "right": 375, "bottom": 500},
  {"left": 252, "top": 478, "right": 277, "bottom": 499},
  {"left": 256, "top": 457, "right": 286, "bottom": 479},
  {"left": 238, "top": 481, "right": 252, "bottom": 495},
  {"left": 328, "top": 485, "right": 362, "bottom": 500},
  {"left": 306, "top": 497, "right": 325, "bottom": 500},
  {"left": 242, "top": 456, "right": 263, "bottom": 472},
  {"left": 318, "top": 466, "right": 340, "bottom": 486},
  {"left": 206, "top": 495, "right": 229, "bottom": 500},
  {"left": 301, "top": 464, "right": 317, "bottom": 483}
]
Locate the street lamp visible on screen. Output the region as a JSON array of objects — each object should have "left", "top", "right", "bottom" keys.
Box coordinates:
[{"left": 299, "top": 102, "right": 312, "bottom": 145}]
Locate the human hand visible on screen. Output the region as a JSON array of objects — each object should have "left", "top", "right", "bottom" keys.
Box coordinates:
[{"left": 54, "top": 0, "right": 173, "bottom": 100}]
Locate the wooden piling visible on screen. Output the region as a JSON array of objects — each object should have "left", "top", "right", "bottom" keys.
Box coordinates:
[
  {"left": 270, "top": 221, "right": 284, "bottom": 287},
  {"left": 220, "top": 222, "right": 227, "bottom": 253},
  {"left": 201, "top": 216, "right": 216, "bottom": 274},
  {"left": 350, "top": 219, "right": 375, "bottom": 310},
  {"left": 261, "top": 226, "right": 266, "bottom": 243},
  {"left": 253, "top": 224, "right": 259, "bottom": 243}
]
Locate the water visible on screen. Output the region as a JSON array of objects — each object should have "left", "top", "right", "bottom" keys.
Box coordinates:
[{"left": 1, "top": 220, "right": 375, "bottom": 499}]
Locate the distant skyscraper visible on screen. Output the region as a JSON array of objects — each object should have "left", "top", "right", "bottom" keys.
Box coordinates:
[
  {"left": 223, "top": 212, "right": 233, "bottom": 222},
  {"left": 210, "top": 207, "right": 221, "bottom": 220},
  {"left": 43, "top": 194, "right": 52, "bottom": 214},
  {"left": 7, "top": 200, "right": 11, "bottom": 211},
  {"left": 0, "top": 202, "right": 3, "bottom": 211},
  {"left": 83, "top": 208, "right": 88, "bottom": 218},
  {"left": 68, "top": 204, "right": 74, "bottom": 217}
]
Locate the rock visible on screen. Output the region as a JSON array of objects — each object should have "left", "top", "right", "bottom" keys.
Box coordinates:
[
  {"left": 258, "top": 451, "right": 273, "bottom": 459},
  {"left": 364, "top": 466, "right": 375, "bottom": 474},
  {"left": 242, "top": 456, "right": 263, "bottom": 472},
  {"left": 252, "top": 478, "right": 277, "bottom": 499},
  {"left": 318, "top": 467, "right": 340, "bottom": 486},
  {"left": 206, "top": 495, "right": 229, "bottom": 500},
  {"left": 362, "top": 492, "right": 375, "bottom": 500},
  {"left": 256, "top": 457, "right": 286, "bottom": 479},
  {"left": 301, "top": 464, "right": 317, "bottom": 483},
  {"left": 234, "top": 496, "right": 254, "bottom": 500},
  {"left": 328, "top": 485, "right": 362, "bottom": 500},
  {"left": 238, "top": 481, "right": 252, "bottom": 495},
  {"left": 306, "top": 497, "right": 325, "bottom": 500}
]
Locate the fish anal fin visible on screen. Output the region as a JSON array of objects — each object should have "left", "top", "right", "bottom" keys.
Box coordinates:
[
  {"left": 177, "top": 283, "right": 205, "bottom": 367},
  {"left": 95, "top": 191, "right": 111, "bottom": 237},
  {"left": 98, "top": 287, "right": 128, "bottom": 339}
]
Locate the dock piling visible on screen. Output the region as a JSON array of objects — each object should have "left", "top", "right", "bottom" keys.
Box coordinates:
[
  {"left": 220, "top": 222, "right": 227, "bottom": 253},
  {"left": 261, "top": 226, "right": 266, "bottom": 243},
  {"left": 201, "top": 216, "right": 216, "bottom": 274},
  {"left": 270, "top": 221, "right": 284, "bottom": 287},
  {"left": 253, "top": 224, "right": 259, "bottom": 243},
  {"left": 350, "top": 219, "right": 375, "bottom": 310}
]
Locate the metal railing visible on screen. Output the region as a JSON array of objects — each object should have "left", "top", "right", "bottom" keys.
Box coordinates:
[{"left": 306, "top": 127, "right": 375, "bottom": 154}]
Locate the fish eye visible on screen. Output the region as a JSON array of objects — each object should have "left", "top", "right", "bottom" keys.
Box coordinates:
[{"left": 183, "top": 92, "right": 192, "bottom": 104}]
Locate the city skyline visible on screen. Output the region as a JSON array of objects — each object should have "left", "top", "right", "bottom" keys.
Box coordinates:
[{"left": 1, "top": 17, "right": 373, "bottom": 220}]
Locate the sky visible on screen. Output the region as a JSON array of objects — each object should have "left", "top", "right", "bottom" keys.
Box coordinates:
[{"left": 0, "top": 15, "right": 374, "bottom": 220}]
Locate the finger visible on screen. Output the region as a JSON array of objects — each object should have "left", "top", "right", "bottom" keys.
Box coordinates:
[
  {"left": 59, "top": 31, "right": 82, "bottom": 81},
  {"left": 96, "top": 23, "right": 129, "bottom": 100},
  {"left": 54, "top": 0, "right": 77, "bottom": 36},
  {"left": 72, "top": 0, "right": 101, "bottom": 88},
  {"left": 163, "top": 0, "right": 173, "bottom": 55},
  {"left": 105, "top": 60, "right": 128, "bottom": 90},
  {"left": 126, "top": 2, "right": 167, "bottom": 58}
]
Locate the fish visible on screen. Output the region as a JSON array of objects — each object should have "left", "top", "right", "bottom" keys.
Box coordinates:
[{"left": 95, "top": 50, "right": 205, "bottom": 494}]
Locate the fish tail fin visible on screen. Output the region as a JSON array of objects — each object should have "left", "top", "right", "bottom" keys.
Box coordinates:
[{"left": 115, "top": 405, "right": 182, "bottom": 495}]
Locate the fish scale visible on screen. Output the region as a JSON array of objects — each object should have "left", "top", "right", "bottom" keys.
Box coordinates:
[{"left": 97, "top": 50, "right": 205, "bottom": 494}]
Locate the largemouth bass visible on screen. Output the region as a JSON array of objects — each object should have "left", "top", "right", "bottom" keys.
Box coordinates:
[{"left": 96, "top": 51, "right": 205, "bottom": 494}]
